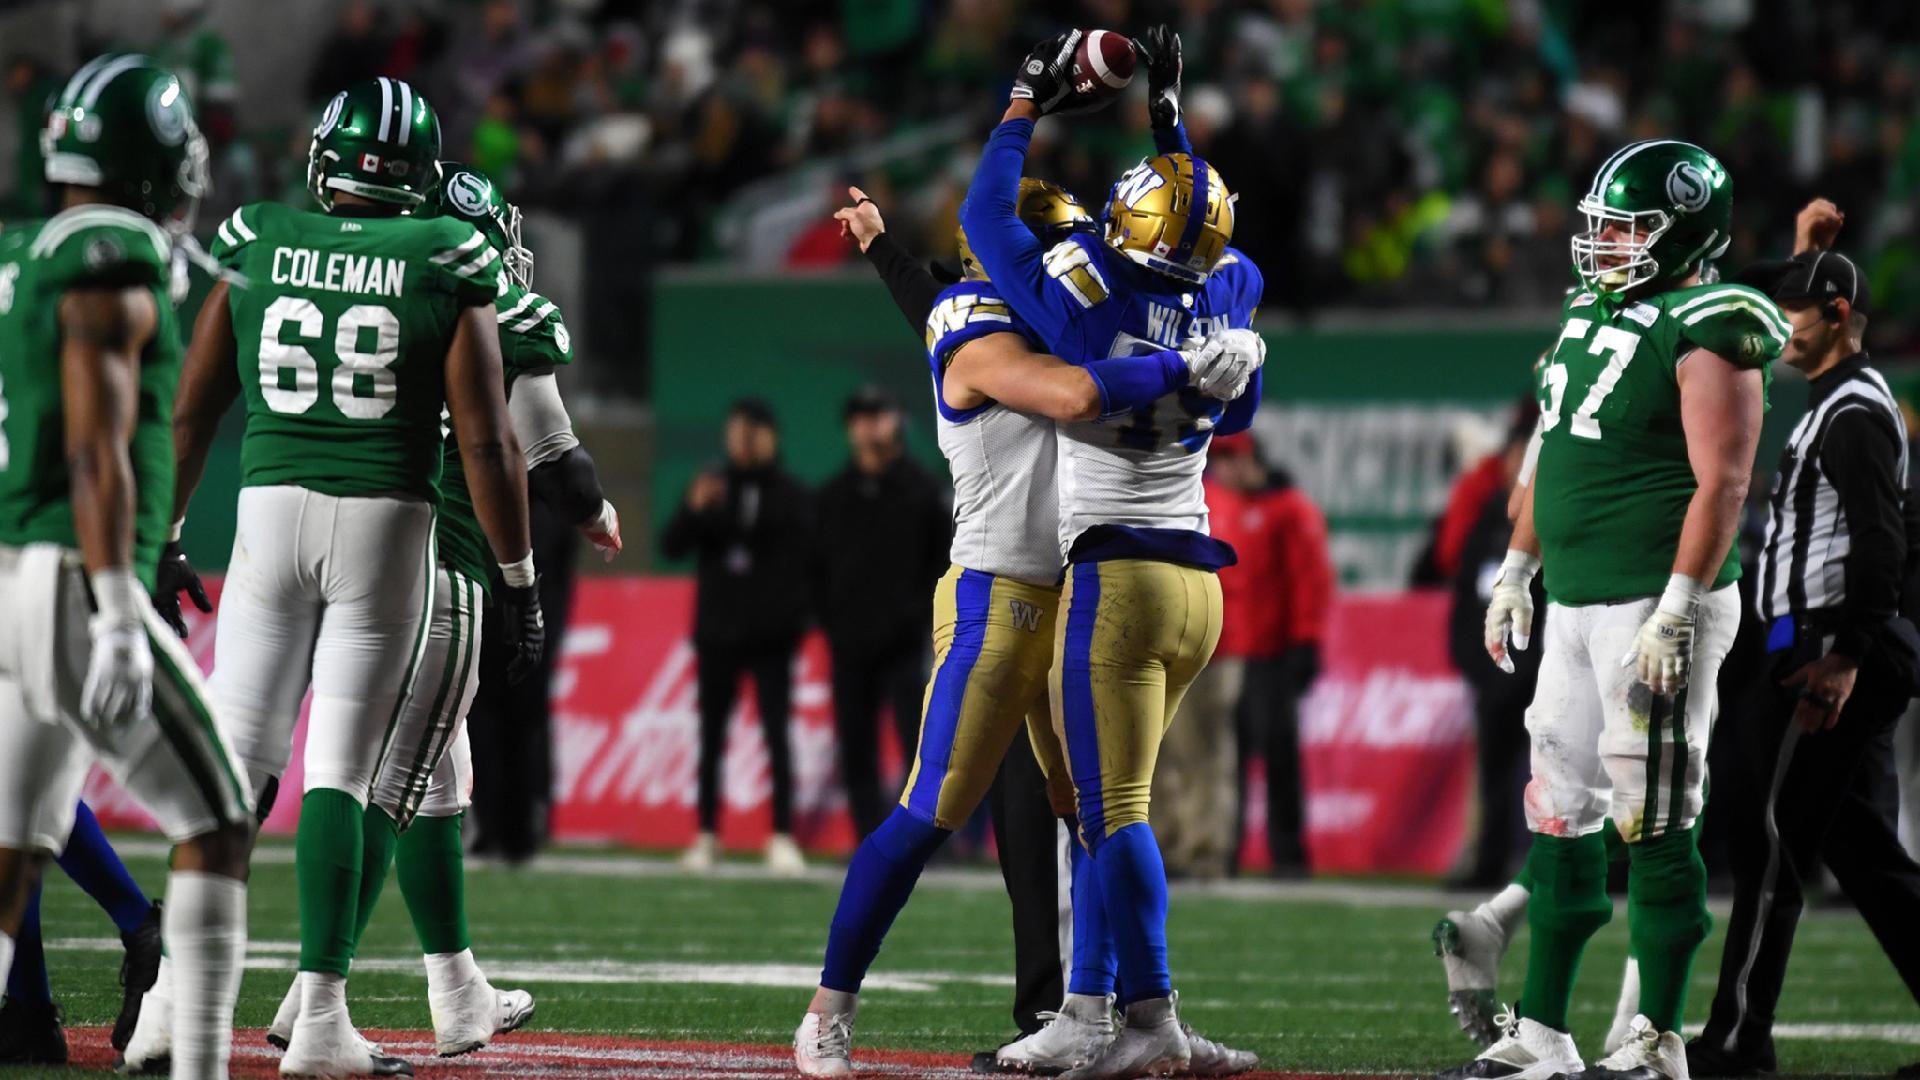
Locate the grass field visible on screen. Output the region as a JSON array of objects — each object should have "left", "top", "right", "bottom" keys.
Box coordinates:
[{"left": 13, "top": 836, "right": 1919, "bottom": 1077}]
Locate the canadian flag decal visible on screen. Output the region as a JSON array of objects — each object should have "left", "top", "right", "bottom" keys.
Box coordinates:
[{"left": 360, "top": 152, "right": 381, "bottom": 172}]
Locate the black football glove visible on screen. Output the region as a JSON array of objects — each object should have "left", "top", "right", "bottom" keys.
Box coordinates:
[
  {"left": 1010, "top": 30, "right": 1083, "bottom": 116},
  {"left": 498, "top": 578, "right": 546, "bottom": 685},
  {"left": 1135, "top": 24, "right": 1182, "bottom": 129},
  {"left": 152, "top": 540, "right": 211, "bottom": 640}
]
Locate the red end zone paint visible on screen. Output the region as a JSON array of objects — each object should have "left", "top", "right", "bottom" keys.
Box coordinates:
[{"left": 67, "top": 1027, "right": 1364, "bottom": 1078}]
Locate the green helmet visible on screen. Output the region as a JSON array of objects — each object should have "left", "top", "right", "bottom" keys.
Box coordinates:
[
  {"left": 426, "top": 162, "right": 531, "bottom": 290},
  {"left": 307, "top": 76, "right": 442, "bottom": 211},
  {"left": 1572, "top": 140, "right": 1732, "bottom": 297},
  {"left": 40, "top": 53, "right": 209, "bottom": 230}
]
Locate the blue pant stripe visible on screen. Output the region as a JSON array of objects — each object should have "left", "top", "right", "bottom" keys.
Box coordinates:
[
  {"left": 907, "top": 569, "right": 993, "bottom": 821},
  {"left": 1063, "top": 563, "right": 1106, "bottom": 844}
]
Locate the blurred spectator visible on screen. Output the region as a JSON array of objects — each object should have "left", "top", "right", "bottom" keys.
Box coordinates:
[
  {"left": 306, "top": 1, "right": 392, "bottom": 106},
  {"left": 812, "top": 388, "right": 950, "bottom": 841},
  {"left": 1445, "top": 412, "right": 1544, "bottom": 888},
  {"left": 1209, "top": 433, "right": 1333, "bottom": 877},
  {"left": 2, "top": 55, "right": 56, "bottom": 219},
  {"left": 661, "top": 400, "right": 813, "bottom": 875}
]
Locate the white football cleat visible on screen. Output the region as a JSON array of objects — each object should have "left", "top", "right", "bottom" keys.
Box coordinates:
[
  {"left": 766, "top": 833, "right": 807, "bottom": 877},
  {"left": 112, "top": 964, "right": 171, "bottom": 1076},
  {"left": 280, "top": 1000, "right": 412, "bottom": 1078},
  {"left": 680, "top": 831, "right": 718, "bottom": 872},
  {"left": 793, "top": 1010, "right": 855, "bottom": 1077},
  {"left": 428, "top": 970, "right": 535, "bottom": 1057},
  {"left": 1434, "top": 907, "right": 1511, "bottom": 1047},
  {"left": 1581, "top": 1015, "right": 1688, "bottom": 1080},
  {"left": 1436, "top": 1011, "right": 1584, "bottom": 1080},
  {"left": 1183, "top": 1023, "right": 1259, "bottom": 1076},
  {"left": 996, "top": 993, "right": 1116, "bottom": 1073},
  {"left": 1603, "top": 958, "right": 1642, "bottom": 1056},
  {"left": 1061, "top": 994, "right": 1190, "bottom": 1080},
  {"left": 268, "top": 977, "right": 300, "bottom": 1050}
]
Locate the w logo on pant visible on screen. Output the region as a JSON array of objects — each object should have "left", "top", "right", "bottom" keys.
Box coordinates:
[{"left": 1008, "top": 599, "right": 1042, "bottom": 632}]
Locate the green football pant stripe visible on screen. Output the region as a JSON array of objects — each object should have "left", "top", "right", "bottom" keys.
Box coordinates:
[
  {"left": 1666, "top": 686, "right": 1691, "bottom": 838},
  {"left": 146, "top": 625, "right": 250, "bottom": 827},
  {"left": 373, "top": 528, "right": 438, "bottom": 773},
  {"left": 398, "top": 572, "right": 478, "bottom": 826},
  {"left": 1643, "top": 692, "right": 1667, "bottom": 840}
]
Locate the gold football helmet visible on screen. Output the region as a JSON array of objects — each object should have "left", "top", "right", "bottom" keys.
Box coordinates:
[
  {"left": 957, "top": 177, "right": 1096, "bottom": 281},
  {"left": 1104, "top": 153, "right": 1234, "bottom": 283}
]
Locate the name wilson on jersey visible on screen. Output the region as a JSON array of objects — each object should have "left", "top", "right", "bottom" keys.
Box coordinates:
[{"left": 270, "top": 245, "right": 405, "bottom": 297}]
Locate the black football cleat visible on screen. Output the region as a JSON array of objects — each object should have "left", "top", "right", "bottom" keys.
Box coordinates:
[
  {"left": 1683, "top": 1036, "right": 1775, "bottom": 1078},
  {"left": 0, "top": 999, "right": 69, "bottom": 1065},
  {"left": 114, "top": 901, "right": 164, "bottom": 1051}
]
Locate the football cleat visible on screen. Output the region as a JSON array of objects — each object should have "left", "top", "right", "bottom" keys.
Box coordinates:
[
  {"left": 113, "top": 902, "right": 163, "bottom": 1052},
  {"left": 996, "top": 993, "right": 1116, "bottom": 1074},
  {"left": 793, "top": 1010, "right": 855, "bottom": 1078},
  {"left": 1574, "top": 1016, "right": 1688, "bottom": 1080},
  {"left": 766, "top": 833, "right": 807, "bottom": 877},
  {"left": 1182, "top": 1023, "right": 1258, "bottom": 1076},
  {"left": 1062, "top": 994, "right": 1189, "bottom": 1080},
  {"left": 268, "top": 977, "right": 300, "bottom": 1050},
  {"left": 0, "top": 999, "right": 69, "bottom": 1064},
  {"left": 1682, "top": 1036, "right": 1774, "bottom": 1078},
  {"left": 429, "top": 972, "right": 535, "bottom": 1057},
  {"left": 113, "top": 960, "right": 171, "bottom": 1076},
  {"left": 1435, "top": 1012, "right": 1583, "bottom": 1080},
  {"left": 280, "top": 1002, "right": 412, "bottom": 1078},
  {"left": 681, "top": 831, "right": 718, "bottom": 873},
  {"left": 1434, "top": 908, "right": 1510, "bottom": 1047}
]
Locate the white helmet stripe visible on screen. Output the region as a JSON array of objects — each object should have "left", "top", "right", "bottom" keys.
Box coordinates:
[
  {"left": 1592, "top": 139, "right": 1689, "bottom": 199},
  {"left": 377, "top": 77, "right": 393, "bottom": 142},
  {"left": 78, "top": 54, "right": 152, "bottom": 110},
  {"left": 396, "top": 80, "right": 413, "bottom": 146},
  {"left": 59, "top": 54, "right": 117, "bottom": 107}
]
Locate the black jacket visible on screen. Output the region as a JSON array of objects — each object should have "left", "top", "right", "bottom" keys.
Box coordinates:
[
  {"left": 661, "top": 463, "right": 814, "bottom": 648},
  {"left": 813, "top": 453, "right": 951, "bottom": 656},
  {"left": 1449, "top": 483, "right": 1545, "bottom": 710}
]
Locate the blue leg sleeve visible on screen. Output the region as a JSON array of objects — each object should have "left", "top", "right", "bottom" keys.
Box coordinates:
[
  {"left": 819, "top": 807, "right": 950, "bottom": 993},
  {"left": 6, "top": 882, "right": 50, "bottom": 1006},
  {"left": 1067, "top": 834, "right": 1117, "bottom": 997},
  {"left": 1094, "top": 822, "right": 1172, "bottom": 1004},
  {"left": 57, "top": 801, "right": 151, "bottom": 935}
]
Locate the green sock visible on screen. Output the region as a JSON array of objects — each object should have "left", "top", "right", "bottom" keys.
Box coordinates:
[
  {"left": 295, "top": 789, "right": 366, "bottom": 976},
  {"left": 1627, "top": 828, "right": 1711, "bottom": 1031},
  {"left": 397, "top": 812, "right": 471, "bottom": 955},
  {"left": 349, "top": 806, "right": 402, "bottom": 952},
  {"left": 1512, "top": 861, "right": 1533, "bottom": 893},
  {"left": 1603, "top": 818, "right": 1627, "bottom": 864},
  {"left": 1518, "top": 832, "right": 1612, "bottom": 1031}
]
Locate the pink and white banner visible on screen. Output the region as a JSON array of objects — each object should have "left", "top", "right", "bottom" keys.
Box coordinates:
[{"left": 91, "top": 579, "right": 1474, "bottom": 875}]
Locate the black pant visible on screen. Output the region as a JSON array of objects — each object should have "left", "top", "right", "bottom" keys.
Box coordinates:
[
  {"left": 1465, "top": 679, "right": 1532, "bottom": 884},
  {"left": 987, "top": 733, "right": 1069, "bottom": 1037},
  {"left": 468, "top": 505, "right": 577, "bottom": 861},
  {"left": 1700, "top": 655, "right": 1920, "bottom": 1063},
  {"left": 694, "top": 636, "right": 798, "bottom": 833},
  {"left": 829, "top": 633, "right": 929, "bottom": 840},
  {"left": 1236, "top": 649, "right": 1313, "bottom": 869}
]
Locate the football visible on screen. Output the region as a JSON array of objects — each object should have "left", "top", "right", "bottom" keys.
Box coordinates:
[{"left": 1070, "top": 28, "right": 1136, "bottom": 106}]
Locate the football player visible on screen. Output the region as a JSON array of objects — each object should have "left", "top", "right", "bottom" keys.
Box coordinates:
[
  {"left": 792, "top": 182, "right": 1260, "bottom": 1079},
  {"left": 0, "top": 54, "right": 256, "bottom": 1080},
  {"left": 957, "top": 26, "right": 1267, "bottom": 1080},
  {"left": 157, "top": 79, "right": 542, "bottom": 1078},
  {"left": 1440, "top": 141, "right": 1785, "bottom": 1080},
  {"left": 259, "top": 163, "right": 619, "bottom": 1058}
]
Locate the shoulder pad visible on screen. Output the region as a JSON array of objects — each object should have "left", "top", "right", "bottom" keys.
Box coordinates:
[
  {"left": 28, "top": 204, "right": 169, "bottom": 290},
  {"left": 1668, "top": 284, "right": 1790, "bottom": 368},
  {"left": 924, "top": 282, "right": 1020, "bottom": 360},
  {"left": 497, "top": 289, "right": 572, "bottom": 368},
  {"left": 1042, "top": 236, "right": 1110, "bottom": 309},
  {"left": 427, "top": 221, "right": 502, "bottom": 301},
  {"left": 210, "top": 204, "right": 264, "bottom": 265}
]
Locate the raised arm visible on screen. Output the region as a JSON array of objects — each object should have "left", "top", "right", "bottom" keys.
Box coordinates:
[
  {"left": 61, "top": 284, "right": 159, "bottom": 728},
  {"left": 1135, "top": 24, "right": 1193, "bottom": 156},
  {"left": 835, "top": 187, "right": 944, "bottom": 333}
]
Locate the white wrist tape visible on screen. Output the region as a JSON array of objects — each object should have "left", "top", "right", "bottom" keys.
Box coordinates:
[
  {"left": 169, "top": 518, "right": 184, "bottom": 543},
  {"left": 90, "top": 568, "right": 145, "bottom": 627},
  {"left": 499, "top": 554, "right": 536, "bottom": 588},
  {"left": 1656, "top": 573, "right": 1706, "bottom": 616},
  {"left": 1498, "top": 549, "right": 1541, "bottom": 583}
]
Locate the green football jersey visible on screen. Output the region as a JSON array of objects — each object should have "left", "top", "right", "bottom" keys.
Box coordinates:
[
  {"left": 1532, "top": 281, "right": 1787, "bottom": 605},
  {"left": 0, "top": 205, "right": 180, "bottom": 590},
  {"left": 435, "top": 282, "right": 574, "bottom": 591},
  {"left": 209, "top": 202, "right": 500, "bottom": 501}
]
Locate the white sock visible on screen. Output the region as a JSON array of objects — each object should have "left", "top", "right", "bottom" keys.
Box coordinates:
[
  {"left": 0, "top": 928, "right": 14, "bottom": 1001},
  {"left": 424, "top": 948, "right": 483, "bottom": 995},
  {"left": 165, "top": 871, "right": 247, "bottom": 1080},
  {"left": 1480, "top": 881, "right": 1531, "bottom": 936},
  {"left": 1614, "top": 955, "right": 1642, "bottom": 1027}
]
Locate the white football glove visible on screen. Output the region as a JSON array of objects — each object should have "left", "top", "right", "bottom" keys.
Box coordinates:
[
  {"left": 1181, "top": 328, "right": 1266, "bottom": 400},
  {"left": 1621, "top": 575, "right": 1703, "bottom": 695},
  {"left": 1483, "top": 550, "right": 1539, "bottom": 675},
  {"left": 80, "top": 569, "right": 153, "bottom": 731},
  {"left": 582, "top": 498, "right": 623, "bottom": 562}
]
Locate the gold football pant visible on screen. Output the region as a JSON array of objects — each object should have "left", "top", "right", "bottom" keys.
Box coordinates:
[
  {"left": 897, "top": 566, "right": 1073, "bottom": 830},
  {"left": 1051, "top": 559, "right": 1223, "bottom": 850}
]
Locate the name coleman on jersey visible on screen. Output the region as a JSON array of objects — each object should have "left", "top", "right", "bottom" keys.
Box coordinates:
[{"left": 270, "top": 245, "right": 406, "bottom": 298}]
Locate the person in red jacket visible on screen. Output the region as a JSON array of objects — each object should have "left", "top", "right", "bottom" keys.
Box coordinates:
[{"left": 1208, "top": 433, "right": 1334, "bottom": 876}]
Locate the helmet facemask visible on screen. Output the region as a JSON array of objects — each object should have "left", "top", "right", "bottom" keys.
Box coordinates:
[
  {"left": 499, "top": 199, "right": 534, "bottom": 289},
  {"left": 1571, "top": 195, "right": 1672, "bottom": 294}
]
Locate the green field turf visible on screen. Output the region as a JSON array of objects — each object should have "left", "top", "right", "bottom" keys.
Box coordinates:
[{"left": 13, "top": 837, "right": 1918, "bottom": 1077}]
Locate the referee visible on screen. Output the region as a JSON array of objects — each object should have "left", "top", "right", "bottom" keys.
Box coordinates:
[{"left": 1691, "top": 210, "right": 1920, "bottom": 1075}]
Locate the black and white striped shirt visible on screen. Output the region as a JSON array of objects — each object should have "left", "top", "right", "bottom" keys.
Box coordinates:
[{"left": 1759, "top": 353, "right": 1910, "bottom": 657}]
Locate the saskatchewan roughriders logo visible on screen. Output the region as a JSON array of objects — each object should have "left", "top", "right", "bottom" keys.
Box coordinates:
[
  {"left": 447, "top": 172, "right": 493, "bottom": 216},
  {"left": 316, "top": 92, "right": 346, "bottom": 138},
  {"left": 1666, "top": 161, "right": 1711, "bottom": 213},
  {"left": 146, "top": 79, "right": 188, "bottom": 145}
]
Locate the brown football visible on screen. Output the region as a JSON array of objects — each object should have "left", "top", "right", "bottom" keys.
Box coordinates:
[{"left": 1069, "top": 29, "right": 1136, "bottom": 105}]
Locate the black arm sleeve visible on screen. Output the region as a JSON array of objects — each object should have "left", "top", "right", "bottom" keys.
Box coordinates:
[
  {"left": 863, "top": 232, "right": 944, "bottom": 335},
  {"left": 1817, "top": 406, "right": 1908, "bottom": 658},
  {"left": 528, "top": 444, "right": 607, "bottom": 526}
]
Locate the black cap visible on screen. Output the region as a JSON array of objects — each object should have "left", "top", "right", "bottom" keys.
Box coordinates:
[
  {"left": 728, "top": 396, "right": 778, "bottom": 429},
  {"left": 842, "top": 384, "right": 898, "bottom": 420},
  {"left": 1736, "top": 249, "right": 1871, "bottom": 316}
]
